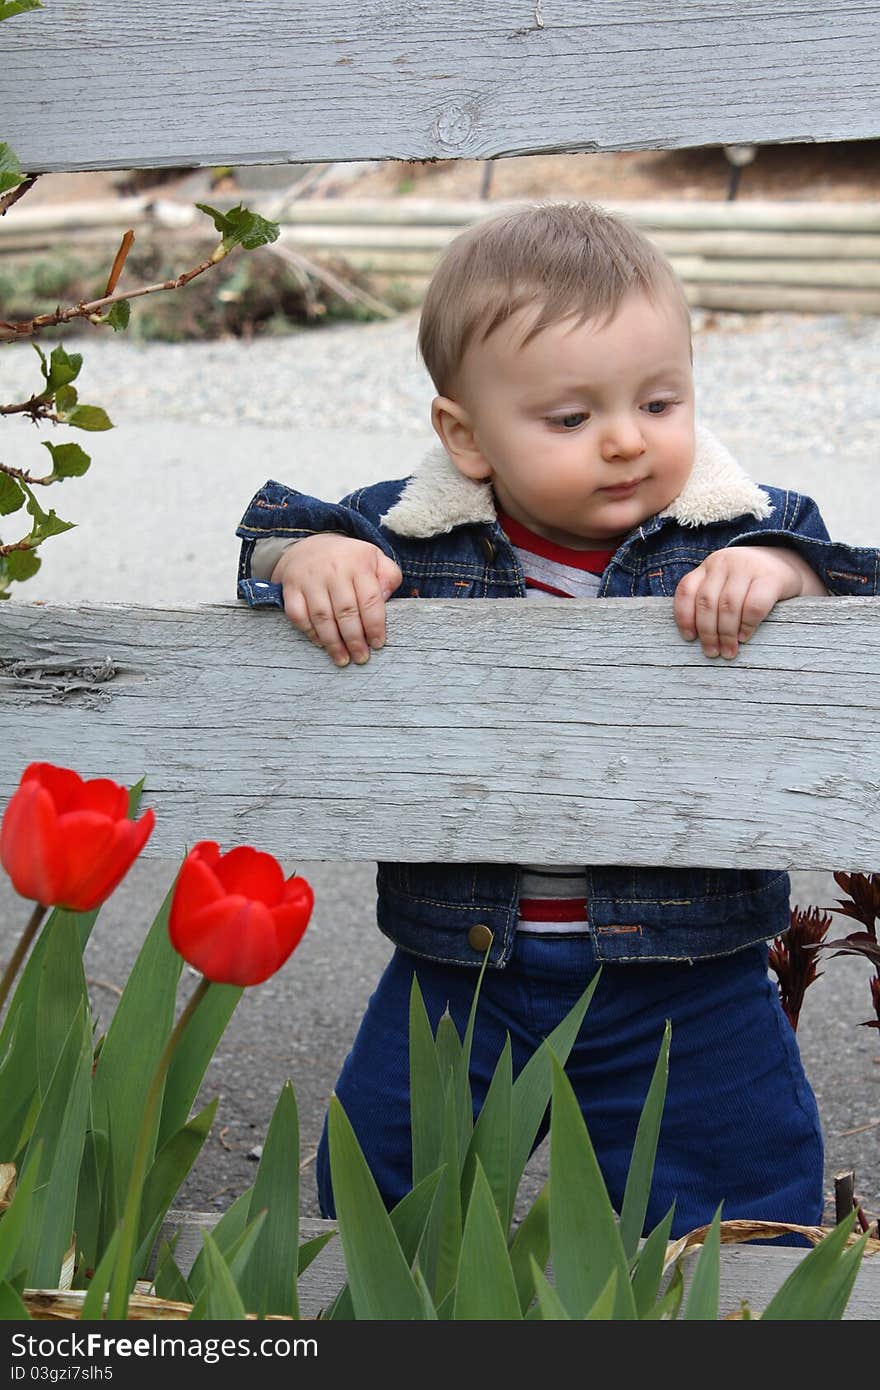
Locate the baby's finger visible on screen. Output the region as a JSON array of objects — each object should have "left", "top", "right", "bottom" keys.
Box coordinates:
[
  {"left": 714, "top": 573, "right": 753, "bottom": 658},
  {"left": 283, "top": 588, "right": 322, "bottom": 647},
  {"left": 672, "top": 571, "right": 700, "bottom": 641},
  {"left": 325, "top": 577, "right": 372, "bottom": 665},
  {"left": 737, "top": 577, "right": 778, "bottom": 645},
  {"left": 353, "top": 569, "right": 388, "bottom": 651},
  {"left": 304, "top": 586, "right": 354, "bottom": 666},
  {"left": 691, "top": 574, "right": 727, "bottom": 657}
]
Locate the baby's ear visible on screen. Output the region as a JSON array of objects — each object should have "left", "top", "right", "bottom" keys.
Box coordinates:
[{"left": 430, "top": 396, "right": 492, "bottom": 480}]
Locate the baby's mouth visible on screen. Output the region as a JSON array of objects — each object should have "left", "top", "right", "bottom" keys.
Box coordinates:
[{"left": 601, "top": 478, "right": 644, "bottom": 498}]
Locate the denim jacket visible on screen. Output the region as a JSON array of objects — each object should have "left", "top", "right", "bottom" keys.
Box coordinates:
[{"left": 237, "top": 426, "right": 880, "bottom": 968}]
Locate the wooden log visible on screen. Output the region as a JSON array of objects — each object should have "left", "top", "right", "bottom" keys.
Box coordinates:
[
  {"left": 669, "top": 256, "right": 880, "bottom": 289},
  {"left": 682, "top": 283, "right": 880, "bottom": 314},
  {"left": 3, "top": 3, "right": 878, "bottom": 172},
  {"left": 2, "top": 596, "right": 880, "bottom": 869}
]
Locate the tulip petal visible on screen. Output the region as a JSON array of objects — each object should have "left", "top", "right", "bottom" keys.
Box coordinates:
[
  {"left": 212, "top": 846, "right": 285, "bottom": 905},
  {"left": 58, "top": 808, "right": 156, "bottom": 911},
  {"left": 271, "top": 897, "right": 313, "bottom": 966},
  {"left": 169, "top": 851, "right": 226, "bottom": 943},
  {"left": 78, "top": 777, "right": 131, "bottom": 819},
  {"left": 0, "top": 780, "right": 64, "bottom": 904},
  {"left": 173, "top": 897, "right": 280, "bottom": 986},
  {"left": 23, "top": 763, "right": 88, "bottom": 815}
]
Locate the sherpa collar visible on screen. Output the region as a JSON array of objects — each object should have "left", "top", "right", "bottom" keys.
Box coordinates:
[{"left": 379, "top": 424, "right": 773, "bottom": 539}]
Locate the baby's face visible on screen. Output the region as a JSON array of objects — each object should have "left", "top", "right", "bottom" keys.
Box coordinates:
[{"left": 448, "top": 290, "right": 695, "bottom": 548}]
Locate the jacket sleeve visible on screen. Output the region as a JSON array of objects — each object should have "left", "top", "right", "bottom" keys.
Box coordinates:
[
  {"left": 235, "top": 479, "right": 401, "bottom": 608},
  {"left": 723, "top": 491, "right": 880, "bottom": 596}
]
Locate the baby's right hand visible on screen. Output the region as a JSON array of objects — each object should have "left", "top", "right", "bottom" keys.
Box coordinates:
[{"left": 271, "top": 534, "right": 403, "bottom": 667}]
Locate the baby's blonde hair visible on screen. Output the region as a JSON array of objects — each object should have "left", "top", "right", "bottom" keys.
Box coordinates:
[{"left": 418, "top": 201, "right": 691, "bottom": 395}]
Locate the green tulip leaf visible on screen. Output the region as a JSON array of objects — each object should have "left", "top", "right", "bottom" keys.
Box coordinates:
[
  {"left": 509, "top": 969, "right": 600, "bottom": 1195},
  {"left": 548, "top": 1050, "right": 636, "bottom": 1320},
  {"left": 630, "top": 1202, "right": 676, "bottom": 1317},
  {"left": 527, "top": 1257, "right": 572, "bottom": 1320},
  {"left": 0, "top": 1281, "right": 30, "bottom": 1320},
  {"left": 323, "top": 1168, "right": 442, "bottom": 1320},
  {"left": 619, "top": 1018, "right": 671, "bottom": 1261},
  {"left": 74, "top": 1123, "right": 108, "bottom": 1278},
  {"left": 682, "top": 1203, "right": 722, "bottom": 1320},
  {"left": 157, "top": 980, "right": 241, "bottom": 1148},
  {"left": 17, "top": 1004, "right": 92, "bottom": 1286},
  {"left": 91, "top": 877, "right": 182, "bottom": 1205},
  {"left": 191, "top": 1234, "right": 247, "bottom": 1321},
  {"left": 36, "top": 906, "right": 90, "bottom": 1099},
  {"left": 452, "top": 1160, "right": 521, "bottom": 1320},
  {"left": 239, "top": 1080, "right": 300, "bottom": 1318},
  {"left": 78, "top": 1226, "right": 121, "bottom": 1321},
  {"left": 0, "top": 141, "right": 24, "bottom": 195},
  {"left": 297, "top": 1230, "right": 337, "bottom": 1276},
  {"left": 643, "top": 1260, "right": 684, "bottom": 1320},
  {"left": 417, "top": 1081, "right": 462, "bottom": 1307},
  {"left": 327, "top": 1094, "right": 424, "bottom": 1320},
  {"left": 151, "top": 1235, "right": 193, "bottom": 1304},
  {"left": 0, "top": 1142, "right": 41, "bottom": 1282},
  {"left": 585, "top": 1268, "right": 620, "bottom": 1319},
  {"left": 134, "top": 1099, "right": 219, "bottom": 1276},
  {"left": 188, "top": 1210, "right": 267, "bottom": 1320},
  {"left": 508, "top": 1182, "right": 551, "bottom": 1315},
  {"left": 760, "top": 1213, "right": 865, "bottom": 1320},
  {"left": 409, "top": 974, "right": 446, "bottom": 1185},
  {"left": 462, "top": 1033, "right": 512, "bottom": 1227}
]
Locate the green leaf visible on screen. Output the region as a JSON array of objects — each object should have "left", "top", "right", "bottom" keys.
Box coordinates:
[
  {"left": 152, "top": 1235, "right": 193, "bottom": 1304},
  {"left": 682, "top": 1204, "right": 722, "bottom": 1320},
  {"left": 643, "top": 1261, "right": 684, "bottom": 1320},
  {"left": 434, "top": 1008, "right": 462, "bottom": 1081},
  {"left": 0, "top": 1144, "right": 41, "bottom": 1281},
  {"left": 323, "top": 1168, "right": 441, "bottom": 1320},
  {"left": 452, "top": 1160, "right": 521, "bottom": 1319},
  {"left": 298, "top": 1230, "right": 336, "bottom": 1277},
  {"left": 0, "top": 142, "right": 23, "bottom": 195},
  {"left": 134, "top": 1099, "right": 218, "bottom": 1276},
  {"left": 36, "top": 906, "right": 90, "bottom": 1099},
  {"left": 409, "top": 974, "right": 446, "bottom": 1186},
  {"left": 78, "top": 1227, "right": 120, "bottom": 1321},
  {"left": 42, "top": 440, "right": 91, "bottom": 479},
  {"left": 91, "top": 876, "right": 183, "bottom": 1207},
  {"left": 188, "top": 1211, "right": 268, "bottom": 1320},
  {"left": 65, "top": 404, "right": 113, "bottom": 432},
  {"left": 0, "top": 1281, "right": 29, "bottom": 1319},
  {"left": 548, "top": 1051, "right": 636, "bottom": 1320},
  {"left": 417, "top": 1082, "right": 462, "bottom": 1307},
  {"left": 193, "top": 1234, "right": 247, "bottom": 1320},
  {"left": 53, "top": 383, "right": 78, "bottom": 414},
  {"left": 195, "top": 201, "right": 280, "bottom": 253},
  {"left": 0, "top": 475, "right": 24, "bottom": 516},
  {"left": 74, "top": 1123, "right": 108, "bottom": 1279},
  {"left": 630, "top": 1203, "right": 676, "bottom": 1317},
  {"left": 528, "top": 1257, "right": 571, "bottom": 1320},
  {"left": 760, "top": 1213, "right": 864, "bottom": 1320},
  {"left": 412, "top": 1264, "right": 439, "bottom": 1318},
  {"left": 17, "top": 1004, "right": 92, "bottom": 1286},
  {"left": 585, "top": 1269, "right": 620, "bottom": 1319},
  {"left": 36, "top": 344, "right": 83, "bottom": 396},
  {"left": 454, "top": 945, "right": 492, "bottom": 1167},
  {"left": 618, "top": 1018, "right": 671, "bottom": 1261},
  {"left": 185, "top": 1188, "right": 252, "bottom": 1300},
  {"left": 326, "top": 1094, "right": 424, "bottom": 1319},
  {"left": 5, "top": 549, "right": 40, "bottom": 582},
  {"left": 107, "top": 300, "right": 131, "bottom": 332},
  {"left": 0, "top": 2, "right": 44, "bottom": 22},
  {"left": 508, "top": 1182, "right": 551, "bottom": 1315},
  {"left": 22, "top": 482, "right": 74, "bottom": 541},
  {"left": 462, "top": 1033, "right": 512, "bottom": 1227},
  {"left": 509, "top": 969, "right": 600, "bottom": 1193},
  {"left": 157, "top": 980, "right": 241, "bottom": 1148},
  {"left": 238, "top": 1080, "right": 300, "bottom": 1318}
]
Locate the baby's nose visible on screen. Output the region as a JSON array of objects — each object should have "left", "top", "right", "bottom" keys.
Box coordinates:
[{"left": 600, "top": 418, "right": 647, "bottom": 461}]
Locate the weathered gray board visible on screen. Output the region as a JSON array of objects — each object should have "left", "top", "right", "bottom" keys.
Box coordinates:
[
  {"left": 2, "top": 1, "right": 879, "bottom": 173},
  {"left": 153, "top": 1211, "right": 880, "bottom": 1320},
  {"left": 3, "top": 596, "right": 880, "bottom": 870}
]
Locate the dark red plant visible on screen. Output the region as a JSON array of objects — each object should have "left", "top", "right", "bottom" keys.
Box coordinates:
[{"left": 768, "top": 905, "right": 833, "bottom": 1031}]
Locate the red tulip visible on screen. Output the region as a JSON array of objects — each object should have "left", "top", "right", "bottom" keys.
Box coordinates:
[
  {"left": 168, "top": 841, "right": 313, "bottom": 986},
  {"left": 0, "top": 762, "right": 155, "bottom": 911}
]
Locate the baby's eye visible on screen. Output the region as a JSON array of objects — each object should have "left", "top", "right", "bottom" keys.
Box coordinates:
[
  {"left": 643, "top": 399, "right": 674, "bottom": 415},
  {"left": 552, "top": 412, "right": 589, "bottom": 430}
]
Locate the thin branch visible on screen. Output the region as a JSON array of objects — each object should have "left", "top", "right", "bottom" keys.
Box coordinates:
[
  {"left": 0, "top": 460, "right": 53, "bottom": 486},
  {"left": 0, "top": 251, "right": 220, "bottom": 342},
  {"left": 264, "top": 240, "right": 397, "bottom": 319},
  {"left": 0, "top": 173, "right": 39, "bottom": 218},
  {"left": 0, "top": 394, "right": 60, "bottom": 424},
  {"left": 0, "top": 538, "right": 37, "bottom": 559},
  {"left": 104, "top": 229, "right": 136, "bottom": 296}
]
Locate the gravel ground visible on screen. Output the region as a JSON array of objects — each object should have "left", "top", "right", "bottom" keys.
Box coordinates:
[{"left": 2, "top": 307, "right": 879, "bottom": 1224}]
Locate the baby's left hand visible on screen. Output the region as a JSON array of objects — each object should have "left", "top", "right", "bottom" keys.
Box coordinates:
[{"left": 673, "top": 545, "right": 828, "bottom": 659}]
